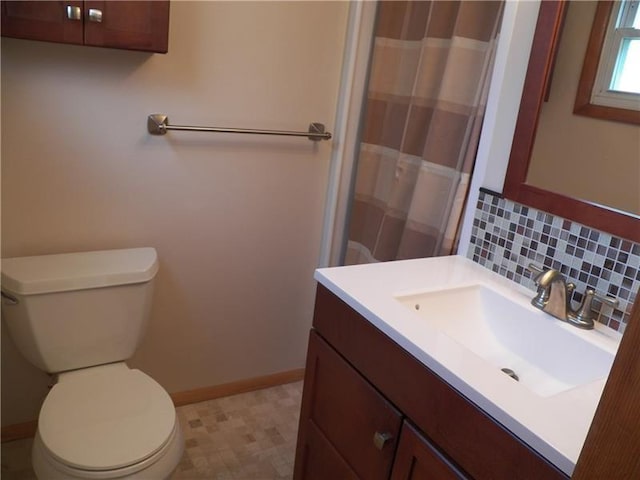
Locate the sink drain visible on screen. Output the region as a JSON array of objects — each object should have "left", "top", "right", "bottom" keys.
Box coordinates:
[{"left": 501, "top": 368, "right": 519, "bottom": 382}]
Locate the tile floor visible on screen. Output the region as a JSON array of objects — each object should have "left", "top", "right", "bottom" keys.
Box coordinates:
[{"left": 1, "top": 381, "right": 303, "bottom": 480}]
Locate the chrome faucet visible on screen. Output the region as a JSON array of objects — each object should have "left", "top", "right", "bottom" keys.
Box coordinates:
[{"left": 527, "top": 264, "right": 618, "bottom": 329}]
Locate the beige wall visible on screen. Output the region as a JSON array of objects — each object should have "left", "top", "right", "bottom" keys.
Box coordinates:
[
  {"left": 1, "top": 1, "right": 348, "bottom": 426},
  {"left": 527, "top": 1, "right": 640, "bottom": 214}
]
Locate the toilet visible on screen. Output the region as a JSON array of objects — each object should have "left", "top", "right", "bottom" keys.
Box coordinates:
[{"left": 1, "top": 248, "right": 184, "bottom": 479}]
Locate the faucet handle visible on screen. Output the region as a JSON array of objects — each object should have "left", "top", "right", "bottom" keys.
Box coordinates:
[
  {"left": 592, "top": 290, "right": 619, "bottom": 309},
  {"left": 570, "top": 289, "right": 619, "bottom": 329},
  {"left": 527, "top": 263, "right": 544, "bottom": 280},
  {"left": 528, "top": 264, "right": 575, "bottom": 292}
]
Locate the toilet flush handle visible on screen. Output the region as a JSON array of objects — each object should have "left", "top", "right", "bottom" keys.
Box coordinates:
[{"left": 1, "top": 291, "right": 18, "bottom": 305}]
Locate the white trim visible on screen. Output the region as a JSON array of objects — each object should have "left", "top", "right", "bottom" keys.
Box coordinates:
[
  {"left": 318, "top": 1, "right": 377, "bottom": 267},
  {"left": 456, "top": 1, "right": 542, "bottom": 256},
  {"left": 619, "top": 0, "right": 640, "bottom": 27}
]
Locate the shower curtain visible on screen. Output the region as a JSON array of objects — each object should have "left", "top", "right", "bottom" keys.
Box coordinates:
[{"left": 345, "top": 1, "right": 504, "bottom": 264}]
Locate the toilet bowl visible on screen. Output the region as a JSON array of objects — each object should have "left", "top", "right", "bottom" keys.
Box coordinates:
[
  {"left": 1, "top": 248, "right": 184, "bottom": 479},
  {"left": 32, "top": 363, "right": 183, "bottom": 480}
]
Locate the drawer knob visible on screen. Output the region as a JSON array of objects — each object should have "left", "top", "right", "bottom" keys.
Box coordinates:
[
  {"left": 88, "top": 8, "right": 103, "bottom": 22},
  {"left": 373, "top": 431, "right": 393, "bottom": 450},
  {"left": 66, "top": 5, "right": 81, "bottom": 20}
]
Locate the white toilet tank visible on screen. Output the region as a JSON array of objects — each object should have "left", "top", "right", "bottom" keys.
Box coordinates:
[{"left": 1, "top": 248, "right": 159, "bottom": 374}]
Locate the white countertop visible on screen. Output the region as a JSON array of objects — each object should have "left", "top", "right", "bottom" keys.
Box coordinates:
[{"left": 314, "top": 255, "right": 621, "bottom": 476}]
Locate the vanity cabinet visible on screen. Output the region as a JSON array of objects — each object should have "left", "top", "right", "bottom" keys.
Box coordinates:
[
  {"left": 1, "top": 1, "right": 169, "bottom": 53},
  {"left": 294, "top": 285, "right": 569, "bottom": 480}
]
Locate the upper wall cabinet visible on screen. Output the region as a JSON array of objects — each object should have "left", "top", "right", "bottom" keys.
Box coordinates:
[{"left": 1, "top": 1, "right": 169, "bottom": 53}]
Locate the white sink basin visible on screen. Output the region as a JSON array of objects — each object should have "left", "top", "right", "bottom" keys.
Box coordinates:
[{"left": 395, "top": 285, "right": 615, "bottom": 397}]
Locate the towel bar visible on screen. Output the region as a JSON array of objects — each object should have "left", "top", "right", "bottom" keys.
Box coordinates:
[{"left": 147, "top": 114, "right": 332, "bottom": 141}]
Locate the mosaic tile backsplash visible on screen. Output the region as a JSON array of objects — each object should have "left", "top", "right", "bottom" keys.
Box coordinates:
[{"left": 467, "top": 189, "right": 639, "bottom": 333}]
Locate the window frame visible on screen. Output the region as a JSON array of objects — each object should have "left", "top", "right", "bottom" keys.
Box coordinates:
[
  {"left": 591, "top": 1, "right": 640, "bottom": 107},
  {"left": 574, "top": 1, "right": 640, "bottom": 124}
]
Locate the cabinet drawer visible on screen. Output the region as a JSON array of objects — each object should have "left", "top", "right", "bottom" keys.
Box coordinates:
[{"left": 294, "top": 331, "right": 402, "bottom": 480}]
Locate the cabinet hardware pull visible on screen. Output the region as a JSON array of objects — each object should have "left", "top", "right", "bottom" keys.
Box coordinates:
[
  {"left": 373, "top": 431, "right": 393, "bottom": 450},
  {"left": 88, "top": 8, "right": 103, "bottom": 23},
  {"left": 66, "top": 5, "right": 81, "bottom": 21}
]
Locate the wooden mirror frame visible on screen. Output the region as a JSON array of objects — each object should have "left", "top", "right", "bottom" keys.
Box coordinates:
[{"left": 503, "top": 0, "right": 640, "bottom": 243}]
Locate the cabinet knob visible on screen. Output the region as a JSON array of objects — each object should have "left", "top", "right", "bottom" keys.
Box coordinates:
[
  {"left": 66, "top": 5, "right": 81, "bottom": 21},
  {"left": 88, "top": 8, "right": 103, "bottom": 23},
  {"left": 373, "top": 431, "right": 393, "bottom": 450}
]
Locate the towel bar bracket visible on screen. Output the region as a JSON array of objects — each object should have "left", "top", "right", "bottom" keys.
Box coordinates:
[
  {"left": 148, "top": 114, "right": 169, "bottom": 135},
  {"left": 146, "top": 114, "right": 331, "bottom": 141}
]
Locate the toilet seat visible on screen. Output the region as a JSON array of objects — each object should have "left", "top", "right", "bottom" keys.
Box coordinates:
[
  {"left": 38, "top": 363, "right": 176, "bottom": 472},
  {"left": 33, "top": 422, "right": 184, "bottom": 479}
]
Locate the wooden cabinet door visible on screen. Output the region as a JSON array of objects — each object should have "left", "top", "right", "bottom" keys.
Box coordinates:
[
  {"left": 1, "top": 1, "right": 83, "bottom": 44},
  {"left": 294, "top": 331, "right": 403, "bottom": 480},
  {"left": 83, "top": 1, "right": 169, "bottom": 52},
  {"left": 297, "top": 420, "right": 360, "bottom": 480},
  {"left": 391, "top": 422, "right": 468, "bottom": 480},
  {"left": 1, "top": 0, "right": 168, "bottom": 53}
]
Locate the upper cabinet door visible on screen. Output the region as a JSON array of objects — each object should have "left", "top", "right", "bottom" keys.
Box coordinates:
[
  {"left": 1, "top": 1, "right": 83, "bottom": 44},
  {"left": 83, "top": 1, "right": 169, "bottom": 53},
  {"left": 1, "top": 0, "right": 169, "bottom": 53}
]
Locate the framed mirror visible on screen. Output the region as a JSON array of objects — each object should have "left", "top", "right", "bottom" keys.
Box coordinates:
[{"left": 504, "top": 1, "right": 640, "bottom": 242}]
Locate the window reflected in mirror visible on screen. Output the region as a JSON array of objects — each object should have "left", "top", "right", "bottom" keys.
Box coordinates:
[
  {"left": 591, "top": 0, "right": 640, "bottom": 107},
  {"left": 574, "top": 0, "right": 640, "bottom": 123}
]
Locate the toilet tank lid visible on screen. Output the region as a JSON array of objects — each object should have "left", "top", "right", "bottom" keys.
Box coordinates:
[{"left": 1, "top": 248, "right": 159, "bottom": 295}]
